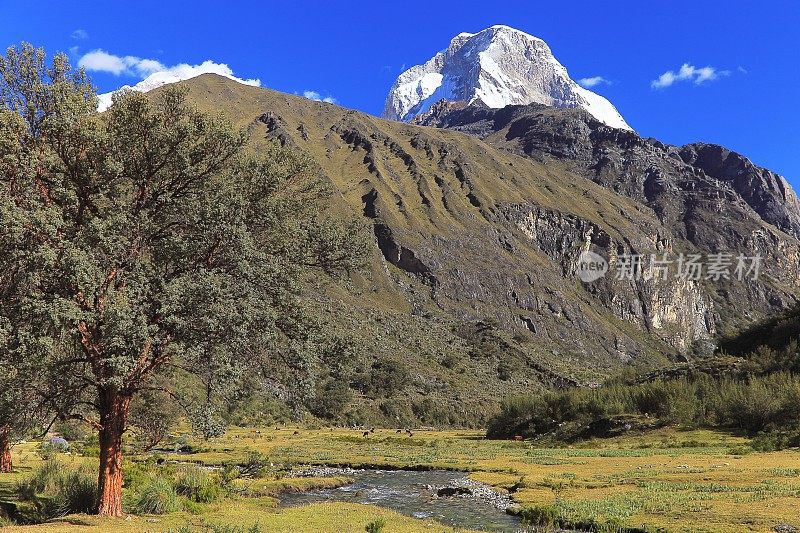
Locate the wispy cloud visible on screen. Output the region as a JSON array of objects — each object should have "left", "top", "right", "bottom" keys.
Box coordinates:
[
  {"left": 79, "top": 50, "right": 261, "bottom": 112},
  {"left": 578, "top": 76, "right": 611, "bottom": 88},
  {"left": 651, "top": 63, "right": 730, "bottom": 89},
  {"left": 303, "top": 90, "right": 336, "bottom": 104},
  {"left": 71, "top": 29, "right": 89, "bottom": 40}
]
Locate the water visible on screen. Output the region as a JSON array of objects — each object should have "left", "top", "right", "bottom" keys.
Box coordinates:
[{"left": 278, "top": 469, "right": 522, "bottom": 532}]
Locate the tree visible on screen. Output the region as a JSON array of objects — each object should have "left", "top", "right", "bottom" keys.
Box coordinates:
[
  {"left": 0, "top": 43, "right": 365, "bottom": 516},
  {"left": 129, "top": 387, "right": 181, "bottom": 451},
  {"left": 0, "top": 77, "right": 54, "bottom": 473}
]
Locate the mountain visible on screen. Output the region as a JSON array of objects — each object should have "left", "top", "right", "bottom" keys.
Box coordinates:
[
  {"left": 382, "top": 25, "right": 631, "bottom": 130},
  {"left": 96, "top": 61, "right": 261, "bottom": 112},
  {"left": 151, "top": 74, "right": 799, "bottom": 426}
]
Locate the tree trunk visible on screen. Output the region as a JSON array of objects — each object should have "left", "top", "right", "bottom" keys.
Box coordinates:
[
  {"left": 0, "top": 426, "right": 11, "bottom": 473},
  {"left": 96, "top": 389, "right": 131, "bottom": 517}
]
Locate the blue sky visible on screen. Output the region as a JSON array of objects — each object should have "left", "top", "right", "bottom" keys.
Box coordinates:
[{"left": 3, "top": 0, "right": 798, "bottom": 187}]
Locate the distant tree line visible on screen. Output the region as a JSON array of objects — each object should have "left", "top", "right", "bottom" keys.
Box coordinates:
[{"left": 488, "top": 333, "right": 800, "bottom": 442}]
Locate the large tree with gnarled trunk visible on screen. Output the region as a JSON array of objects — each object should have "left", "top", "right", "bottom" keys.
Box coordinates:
[{"left": 0, "top": 43, "right": 364, "bottom": 516}]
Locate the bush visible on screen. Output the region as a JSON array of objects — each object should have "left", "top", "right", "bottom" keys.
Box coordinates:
[
  {"left": 52, "top": 468, "right": 97, "bottom": 516},
  {"left": 16, "top": 459, "right": 63, "bottom": 499},
  {"left": 36, "top": 438, "right": 69, "bottom": 460},
  {"left": 136, "top": 477, "right": 179, "bottom": 515},
  {"left": 365, "top": 517, "right": 386, "bottom": 533},
  {"left": 751, "top": 429, "right": 800, "bottom": 452},
  {"left": 309, "top": 379, "right": 353, "bottom": 419},
  {"left": 182, "top": 498, "right": 205, "bottom": 514},
  {"left": 367, "top": 360, "right": 409, "bottom": 396},
  {"left": 488, "top": 372, "right": 800, "bottom": 441},
  {"left": 239, "top": 451, "right": 269, "bottom": 478},
  {"left": 130, "top": 389, "right": 181, "bottom": 451},
  {"left": 15, "top": 460, "right": 97, "bottom": 518},
  {"left": 175, "top": 464, "right": 221, "bottom": 503},
  {"left": 519, "top": 504, "right": 560, "bottom": 527}
]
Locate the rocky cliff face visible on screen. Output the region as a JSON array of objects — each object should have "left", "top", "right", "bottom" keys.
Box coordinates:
[
  {"left": 383, "top": 26, "right": 630, "bottom": 130},
  {"left": 414, "top": 101, "right": 800, "bottom": 336}
]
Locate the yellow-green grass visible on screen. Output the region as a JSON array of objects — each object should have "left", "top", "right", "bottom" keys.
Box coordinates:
[
  {"left": 3, "top": 428, "right": 800, "bottom": 532},
  {"left": 0, "top": 502, "right": 471, "bottom": 532},
  {"left": 160, "top": 427, "right": 800, "bottom": 532}
]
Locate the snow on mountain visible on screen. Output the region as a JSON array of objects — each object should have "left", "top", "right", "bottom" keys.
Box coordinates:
[
  {"left": 383, "top": 25, "right": 631, "bottom": 130},
  {"left": 96, "top": 61, "right": 260, "bottom": 112}
]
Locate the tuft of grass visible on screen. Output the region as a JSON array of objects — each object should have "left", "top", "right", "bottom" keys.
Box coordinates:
[
  {"left": 136, "top": 477, "right": 179, "bottom": 515},
  {"left": 175, "top": 464, "right": 221, "bottom": 503},
  {"left": 365, "top": 517, "right": 386, "bottom": 533},
  {"left": 14, "top": 459, "right": 97, "bottom": 518}
]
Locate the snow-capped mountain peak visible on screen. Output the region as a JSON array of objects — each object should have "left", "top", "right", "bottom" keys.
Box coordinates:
[{"left": 383, "top": 25, "right": 631, "bottom": 130}]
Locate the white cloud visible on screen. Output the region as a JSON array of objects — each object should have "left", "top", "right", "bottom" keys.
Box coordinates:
[
  {"left": 78, "top": 50, "right": 166, "bottom": 77},
  {"left": 71, "top": 29, "right": 89, "bottom": 40},
  {"left": 578, "top": 76, "right": 611, "bottom": 88},
  {"left": 651, "top": 63, "right": 730, "bottom": 89},
  {"left": 82, "top": 50, "right": 261, "bottom": 112},
  {"left": 303, "top": 90, "right": 336, "bottom": 104}
]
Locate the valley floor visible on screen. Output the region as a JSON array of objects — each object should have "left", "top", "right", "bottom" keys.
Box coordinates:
[{"left": 2, "top": 427, "right": 800, "bottom": 532}]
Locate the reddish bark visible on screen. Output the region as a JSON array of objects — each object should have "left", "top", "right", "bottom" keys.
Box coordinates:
[
  {"left": 0, "top": 426, "right": 11, "bottom": 473},
  {"left": 95, "top": 390, "right": 130, "bottom": 517}
]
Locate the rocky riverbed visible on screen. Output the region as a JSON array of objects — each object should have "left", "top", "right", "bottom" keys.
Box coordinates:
[{"left": 283, "top": 467, "right": 520, "bottom": 532}]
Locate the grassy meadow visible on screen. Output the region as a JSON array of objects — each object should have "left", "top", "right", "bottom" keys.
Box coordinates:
[{"left": 1, "top": 427, "right": 799, "bottom": 532}]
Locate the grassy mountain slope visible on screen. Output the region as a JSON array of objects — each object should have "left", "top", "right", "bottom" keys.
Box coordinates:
[{"left": 154, "top": 75, "right": 797, "bottom": 425}]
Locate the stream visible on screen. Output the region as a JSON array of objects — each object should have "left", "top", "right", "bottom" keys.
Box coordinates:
[{"left": 278, "top": 468, "right": 523, "bottom": 532}]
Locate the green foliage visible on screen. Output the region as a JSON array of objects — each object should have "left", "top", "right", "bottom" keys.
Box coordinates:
[
  {"left": 130, "top": 388, "right": 181, "bottom": 451},
  {"left": 51, "top": 468, "right": 97, "bottom": 516},
  {"left": 308, "top": 379, "right": 353, "bottom": 419},
  {"left": 123, "top": 460, "right": 153, "bottom": 492},
  {"left": 175, "top": 464, "right": 221, "bottom": 503},
  {"left": 182, "top": 523, "right": 262, "bottom": 533},
  {"left": 219, "top": 463, "right": 241, "bottom": 489},
  {"left": 0, "top": 41, "right": 367, "bottom": 513},
  {"left": 366, "top": 360, "right": 409, "bottom": 397},
  {"left": 365, "top": 517, "right": 386, "bottom": 533},
  {"left": 519, "top": 504, "right": 560, "bottom": 527},
  {"left": 489, "top": 372, "right": 800, "bottom": 440},
  {"left": 182, "top": 498, "right": 206, "bottom": 515},
  {"left": 15, "top": 460, "right": 97, "bottom": 518},
  {"left": 750, "top": 429, "right": 800, "bottom": 452},
  {"left": 136, "top": 477, "right": 179, "bottom": 515},
  {"left": 239, "top": 450, "right": 269, "bottom": 478}
]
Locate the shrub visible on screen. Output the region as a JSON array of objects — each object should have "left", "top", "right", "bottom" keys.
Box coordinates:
[
  {"left": 219, "top": 463, "right": 241, "bottom": 490},
  {"left": 36, "top": 438, "right": 69, "bottom": 460},
  {"left": 175, "top": 464, "right": 221, "bottom": 503},
  {"left": 519, "top": 504, "right": 560, "bottom": 527},
  {"left": 15, "top": 460, "right": 97, "bottom": 518},
  {"left": 365, "top": 517, "right": 386, "bottom": 533},
  {"left": 309, "top": 379, "right": 353, "bottom": 419},
  {"left": 182, "top": 498, "right": 205, "bottom": 514},
  {"left": 751, "top": 429, "right": 800, "bottom": 452},
  {"left": 123, "top": 461, "right": 153, "bottom": 492},
  {"left": 488, "top": 371, "right": 800, "bottom": 441},
  {"left": 367, "top": 360, "right": 409, "bottom": 396},
  {"left": 136, "top": 477, "right": 179, "bottom": 515},
  {"left": 239, "top": 451, "right": 269, "bottom": 478},
  {"left": 130, "top": 389, "right": 181, "bottom": 451},
  {"left": 52, "top": 468, "right": 97, "bottom": 516},
  {"left": 16, "top": 459, "right": 62, "bottom": 499}
]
